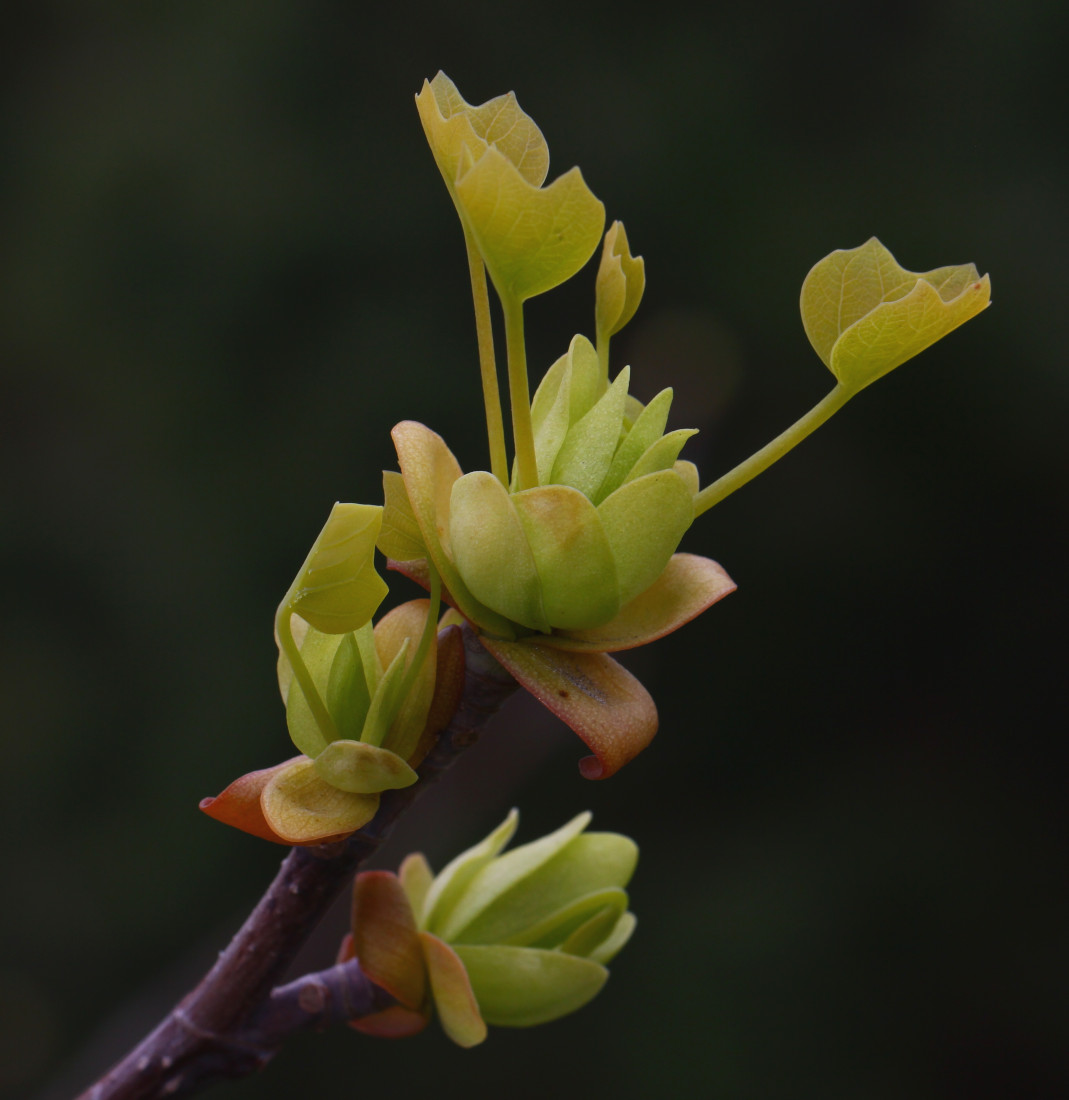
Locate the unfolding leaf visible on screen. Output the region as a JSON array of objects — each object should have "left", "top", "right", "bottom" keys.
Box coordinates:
[
  {"left": 477, "top": 638, "right": 657, "bottom": 779},
  {"left": 542, "top": 553, "right": 735, "bottom": 652},
  {"left": 588, "top": 911, "right": 637, "bottom": 965},
  {"left": 282, "top": 623, "right": 348, "bottom": 757},
  {"left": 596, "top": 387, "right": 673, "bottom": 501},
  {"left": 373, "top": 599, "right": 439, "bottom": 762},
  {"left": 358, "top": 642, "right": 410, "bottom": 749},
  {"left": 279, "top": 502, "right": 388, "bottom": 634},
  {"left": 623, "top": 428, "right": 698, "bottom": 485},
  {"left": 449, "top": 831, "right": 637, "bottom": 948},
  {"left": 434, "top": 813, "right": 591, "bottom": 942},
  {"left": 557, "top": 900, "right": 627, "bottom": 958},
  {"left": 325, "top": 627, "right": 374, "bottom": 743},
  {"left": 456, "top": 147, "right": 605, "bottom": 302},
  {"left": 416, "top": 71, "right": 548, "bottom": 194},
  {"left": 451, "top": 944, "right": 607, "bottom": 1027},
  {"left": 497, "top": 833, "right": 636, "bottom": 930},
  {"left": 455, "top": 882, "right": 629, "bottom": 952},
  {"left": 422, "top": 809, "right": 520, "bottom": 936},
  {"left": 800, "top": 237, "right": 991, "bottom": 392},
  {"left": 550, "top": 367, "right": 630, "bottom": 498},
  {"left": 399, "top": 852, "right": 435, "bottom": 923},
  {"left": 529, "top": 335, "right": 602, "bottom": 484}
]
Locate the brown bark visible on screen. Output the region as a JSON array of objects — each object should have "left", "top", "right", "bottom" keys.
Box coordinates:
[{"left": 79, "top": 626, "right": 516, "bottom": 1100}]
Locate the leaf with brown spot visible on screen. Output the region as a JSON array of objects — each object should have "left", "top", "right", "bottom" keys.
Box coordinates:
[{"left": 477, "top": 638, "right": 657, "bottom": 778}]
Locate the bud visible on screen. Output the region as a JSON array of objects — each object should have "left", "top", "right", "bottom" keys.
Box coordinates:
[
  {"left": 200, "top": 502, "right": 466, "bottom": 846},
  {"left": 382, "top": 418, "right": 734, "bottom": 779},
  {"left": 596, "top": 220, "right": 646, "bottom": 345},
  {"left": 344, "top": 810, "right": 638, "bottom": 1045}
]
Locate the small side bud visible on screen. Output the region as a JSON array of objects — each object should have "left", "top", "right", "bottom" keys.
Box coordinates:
[{"left": 596, "top": 221, "right": 646, "bottom": 342}]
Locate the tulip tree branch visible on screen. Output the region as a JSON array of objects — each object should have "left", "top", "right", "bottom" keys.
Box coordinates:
[
  {"left": 245, "top": 957, "right": 388, "bottom": 1046},
  {"left": 78, "top": 625, "right": 517, "bottom": 1100}
]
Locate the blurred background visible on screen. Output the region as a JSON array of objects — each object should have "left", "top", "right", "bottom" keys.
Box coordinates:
[{"left": 3, "top": 2, "right": 1066, "bottom": 1098}]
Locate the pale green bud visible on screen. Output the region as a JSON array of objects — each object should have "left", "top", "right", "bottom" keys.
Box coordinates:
[{"left": 407, "top": 810, "right": 638, "bottom": 1032}]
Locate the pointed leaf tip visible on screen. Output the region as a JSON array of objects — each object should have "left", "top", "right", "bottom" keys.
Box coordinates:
[{"left": 596, "top": 220, "right": 646, "bottom": 339}]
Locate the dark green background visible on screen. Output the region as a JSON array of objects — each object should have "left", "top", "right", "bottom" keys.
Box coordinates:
[{"left": 4, "top": 3, "right": 1066, "bottom": 1098}]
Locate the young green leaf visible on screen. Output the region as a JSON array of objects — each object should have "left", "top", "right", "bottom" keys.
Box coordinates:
[
  {"left": 419, "top": 933, "right": 488, "bottom": 1047},
  {"left": 511, "top": 486, "right": 620, "bottom": 630},
  {"left": 279, "top": 502, "right": 388, "bottom": 634},
  {"left": 456, "top": 147, "right": 605, "bottom": 303},
  {"left": 283, "top": 625, "right": 348, "bottom": 757},
  {"left": 434, "top": 812, "right": 592, "bottom": 942},
  {"left": 379, "top": 471, "right": 427, "bottom": 563},
  {"left": 450, "top": 944, "right": 607, "bottom": 1027},
  {"left": 422, "top": 810, "right": 520, "bottom": 937},
  {"left": 313, "top": 739, "right": 417, "bottom": 794},
  {"left": 449, "top": 471, "right": 549, "bottom": 632},
  {"left": 595, "top": 387, "right": 674, "bottom": 502},
  {"left": 800, "top": 237, "right": 991, "bottom": 392},
  {"left": 326, "top": 628, "right": 374, "bottom": 742},
  {"left": 549, "top": 367, "right": 631, "bottom": 499},
  {"left": 416, "top": 71, "right": 549, "bottom": 196},
  {"left": 596, "top": 470, "right": 694, "bottom": 606},
  {"left": 261, "top": 758, "right": 380, "bottom": 844}
]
